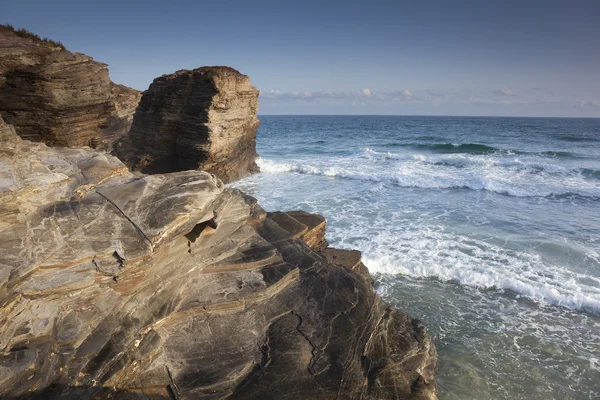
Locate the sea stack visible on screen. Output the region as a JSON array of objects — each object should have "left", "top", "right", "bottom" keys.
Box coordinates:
[
  {"left": 114, "top": 66, "right": 260, "bottom": 183},
  {"left": 0, "top": 25, "right": 141, "bottom": 149}
]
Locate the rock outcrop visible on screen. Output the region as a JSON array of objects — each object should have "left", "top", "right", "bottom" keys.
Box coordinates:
[
  {"left": 0, "top": 25, "right": 141, "bottom": 150},
  {"left": 0, "top": 117, "right": 436, "bottom": 399},
  {"left": 102, "top": 84, "right": 143, "bottom": 151},
  {"left": 114, "top": 67, "right": 260, "bottom": 183}
]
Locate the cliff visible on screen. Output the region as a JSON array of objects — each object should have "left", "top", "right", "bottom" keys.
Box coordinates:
[
  {"left": 0, "top": 116, "right": 437, "bottom": 399},
  {"left": 114, "top": 67, "right": 260, "bottom": 183},
  {"left": 0, "top": 25, "right": 141, "bottom": 149}
]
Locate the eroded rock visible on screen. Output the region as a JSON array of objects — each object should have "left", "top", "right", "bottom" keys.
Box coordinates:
[
  {"left": 114, "top": 66, "right": 260, "bottom": 183},
  {"left": 0, "top": 122, "right": 436, "bottom": 399},
  {"left": 0, "top": 25, "right": 141, "bottom": 150}
]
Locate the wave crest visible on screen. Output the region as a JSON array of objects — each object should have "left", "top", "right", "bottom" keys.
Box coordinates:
[
  {"left": 380, "top": 142, "right": 579, "bottom": 158},
  {"left": 412, "top": 142, "right": 501, "bottom": 154},
  {"left": 256, "top": 156, "right": 600, "bottom": 199}
]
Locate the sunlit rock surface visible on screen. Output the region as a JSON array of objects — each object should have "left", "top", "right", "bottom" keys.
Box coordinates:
[
  {"left": 114, "top": 66, "right": 260, "bottom": 183},
  {"left": 0, "top": 117, "right": 436, "bottom": 399},
  {"left": 0, "top": 25, "right": 140, "bottom": 149}
]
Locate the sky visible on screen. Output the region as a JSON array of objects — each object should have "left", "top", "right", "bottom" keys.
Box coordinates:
[{"left": 4, "top": 0, "right": 600, "bottom": 117}]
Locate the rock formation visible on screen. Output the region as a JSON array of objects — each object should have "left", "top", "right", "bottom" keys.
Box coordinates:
[
  {"left": 103, "top": 84, "right": 143, "bottom": 151},
  {"left": 0, "top": 25, "right": 141, "bottom": 150},
  {"left": 0, "top": 116, "right": 437, "bottom": 399},
  {"left": 114, "top": 67, "right": 260, "bottom": 183}
]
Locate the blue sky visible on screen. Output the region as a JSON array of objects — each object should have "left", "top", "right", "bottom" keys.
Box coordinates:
[{"left": 4, "top": 0, "right": 600, "bottom": 116}]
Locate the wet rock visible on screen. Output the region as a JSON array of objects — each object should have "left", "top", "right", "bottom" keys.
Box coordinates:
[{"left": 114, "top": 66, "right": 260, "bottom": 183}]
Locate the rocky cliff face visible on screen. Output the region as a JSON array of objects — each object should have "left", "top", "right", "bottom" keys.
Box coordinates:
[
  {"left": 0, "top": 117, "right": 436, "bottom": 399},
  {"left": 0, "top": 25, "right": 141, "bottom": 149},
  {"left": 114, "top": 67, "right": 260, "bottom": 183}
]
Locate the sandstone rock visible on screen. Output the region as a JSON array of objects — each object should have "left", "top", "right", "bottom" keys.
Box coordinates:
[
  {"left": 322, "top": 248, "right": 373, "bottom": 283},
  {"left": 266, "top": 210, "right": 328, "bottom": 252},
  {"left": 0, "top": 25, "right": 140, "bottom": 150},
  {"left": 266, "top": 211, "right": 370, "bottom": 281},
  {"left": 114, "top": 66, "right": 260, "bottom": 183},
  {"left": 0, "top": 129, "right": 436, "bottom": 399}
]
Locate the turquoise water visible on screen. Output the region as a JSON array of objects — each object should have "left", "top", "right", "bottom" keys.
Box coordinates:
[{"left": 232, "top": 116, "right": 600, "bottom": 399}]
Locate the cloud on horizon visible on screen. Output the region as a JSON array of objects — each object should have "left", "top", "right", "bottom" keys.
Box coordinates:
[{"left": 259, "top": 87, "right": 600, "bottom": 116}]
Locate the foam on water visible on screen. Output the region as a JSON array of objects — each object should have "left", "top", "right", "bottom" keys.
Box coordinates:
[
  {"left": 251, "top": 142, "right": 600, "bottom": 313},
  {"left": 257, "top": 149, "right": 600, "bottom": 199},
  {"left": 357, "top": 227, "right": 600, "bottom": 313}
]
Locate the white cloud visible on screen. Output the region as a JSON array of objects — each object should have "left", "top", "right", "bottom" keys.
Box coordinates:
[
  {"left": 494, "top": 89, "right": 513, "bottom": 96},
  {"left": 388, "top": 89, "right": 414, "bottom": 101},
  {"left": 579, "top": 100, "right": 600, "bottom": 108},
  {"left": 258, "top": 87, "right": 600, "bottom": 115}
]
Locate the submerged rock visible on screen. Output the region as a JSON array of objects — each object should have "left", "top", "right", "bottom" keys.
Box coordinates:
[
  {"left": 0, "top": 25, "right": 141, "bottom": 150},
  {"left": 114, "top": 66, "right": 260, "bottom": 183},
  {"left": 0, "top": 119, "right": 436, "bottom": 399}
]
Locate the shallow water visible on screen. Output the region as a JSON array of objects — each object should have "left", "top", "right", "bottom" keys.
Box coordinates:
[{"left": 231, "top": 115, "right": 600, "bottom": 399}]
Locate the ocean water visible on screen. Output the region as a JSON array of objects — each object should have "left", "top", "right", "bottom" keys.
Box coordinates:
[{"left": 231, "top": 116, "right": 600, "bottom": 399}]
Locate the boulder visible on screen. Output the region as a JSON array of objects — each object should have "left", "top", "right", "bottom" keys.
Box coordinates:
[{"left": 114, "top": 66, "right": 260, "bottom": 183}]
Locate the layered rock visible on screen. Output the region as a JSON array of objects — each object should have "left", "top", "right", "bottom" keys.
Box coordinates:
[
  {"left": 0, "top": 120, "right": 436, "bottom": 399},
  {"left": 0, "top": 25, "right": 140, "bottom": 149},
  {"left": 114, "top": 67, "right": 260, "bottom": 183},
  {"left": 102, "top": 83, "right": 143, "bottom": 150}
]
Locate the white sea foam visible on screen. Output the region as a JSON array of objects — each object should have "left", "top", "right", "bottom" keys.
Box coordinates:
[
  {"left": 357, "top": 227, "right": 600, "bottom": 313},
  {"left": 250, "top": 147, "right": 600, "bottom": 313},
  {"left": 256, "top": 152, "right": 600, "bottom": 199}
]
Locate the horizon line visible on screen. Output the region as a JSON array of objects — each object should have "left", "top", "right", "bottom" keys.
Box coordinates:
[{"left": 257, "top": 114, "right": 600, "bottom": 119}]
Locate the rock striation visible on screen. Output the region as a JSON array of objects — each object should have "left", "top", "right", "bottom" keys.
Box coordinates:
[
  {"left": 114, "top": 67, "right": 260, "bottom": 183},
  {"left": 0, "top": 116, "right": 436, "bottom": 399},
  {"left": 0, "top": 25, "right": 141, "bottom": 150}
]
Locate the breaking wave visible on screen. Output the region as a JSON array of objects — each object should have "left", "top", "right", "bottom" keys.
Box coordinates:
[
  {"left": 257, "top": 151, "right": 600, "bottom": 199},
  {"left": 358, "top": 228, "right": 600, "bottom": 313}
]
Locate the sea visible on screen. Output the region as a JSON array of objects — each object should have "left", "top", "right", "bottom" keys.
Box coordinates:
[{"left": 230, "top": 115, "right": 600, "bottom": 400}]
